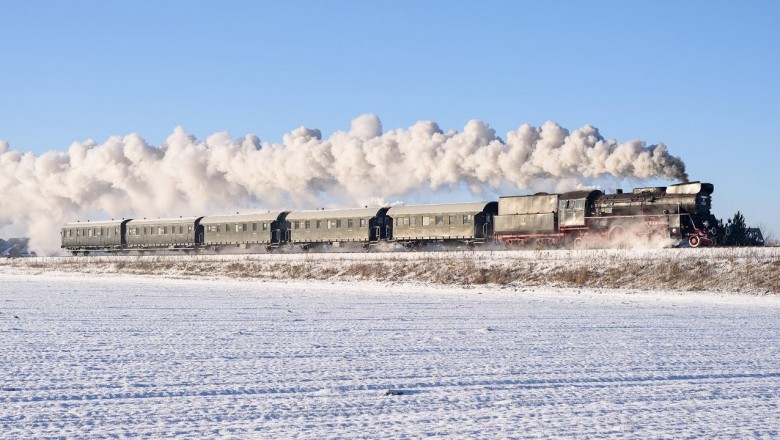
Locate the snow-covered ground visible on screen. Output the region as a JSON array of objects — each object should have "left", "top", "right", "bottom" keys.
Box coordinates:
[{"left": 2, "top": 274, "right": 779, "bottom": 438}]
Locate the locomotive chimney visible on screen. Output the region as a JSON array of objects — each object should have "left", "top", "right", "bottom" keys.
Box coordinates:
[{"left": 616, "top": 189, "right": 623, "bottom": 194}]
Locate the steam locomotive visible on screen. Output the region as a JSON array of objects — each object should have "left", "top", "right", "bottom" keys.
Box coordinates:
[{"left": 61, "top": 181, "right": 720, "bottom": 255}]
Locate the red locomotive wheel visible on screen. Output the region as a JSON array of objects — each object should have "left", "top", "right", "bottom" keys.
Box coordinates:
[{"left": 689, "top": 236, "right": 700, "bottom": 248}]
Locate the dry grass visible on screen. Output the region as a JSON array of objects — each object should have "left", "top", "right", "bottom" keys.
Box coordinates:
[
  {"left": 3, "top": 249, "right": 780, "bottom": 294},
  {"left": 556, "top": 268, "right": 592, "bottom": 286}
]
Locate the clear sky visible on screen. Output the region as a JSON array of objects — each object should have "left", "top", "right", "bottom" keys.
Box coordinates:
[{"left": 1, "top": 1, "right": 778, "bottom": 237}]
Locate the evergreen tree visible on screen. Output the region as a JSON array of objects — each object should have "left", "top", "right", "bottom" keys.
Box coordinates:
[{"left": 725, "top": 211, "right": 747, "bottom": 246}]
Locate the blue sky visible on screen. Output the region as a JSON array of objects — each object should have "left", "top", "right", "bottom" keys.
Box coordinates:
[{"left": 1, "top": 1, "right": 778, "bottom": 236}]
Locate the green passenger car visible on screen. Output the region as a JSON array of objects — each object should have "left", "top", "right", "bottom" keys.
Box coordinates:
[
  {"left": 125, "top": 217, "right": 204, "bottom": 250},
  {"left": 61, "top": 219, "right": 130, "bottom": 255}
]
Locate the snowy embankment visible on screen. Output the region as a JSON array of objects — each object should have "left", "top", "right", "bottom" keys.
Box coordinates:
[
  {"left": 1, "top": 275, "right": 779, "bottom": 437},
  {"left": 1, "top": 247, "right": 779, "bottom": 294}
]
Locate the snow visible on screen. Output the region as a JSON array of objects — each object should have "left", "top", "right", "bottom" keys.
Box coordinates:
[{"left": 2, "top": 273, "right": 779, "bottom": 437}]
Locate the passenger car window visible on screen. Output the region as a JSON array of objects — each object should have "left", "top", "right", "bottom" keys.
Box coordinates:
[
  {"left": 422, "top": 216, "right": 430, "bottom": 226},
  {"left": 348, "top": 219, "right": 353, "bottom": 228},
  {"left": 359, "top": 218, "right": 366, "bottom": 227}
]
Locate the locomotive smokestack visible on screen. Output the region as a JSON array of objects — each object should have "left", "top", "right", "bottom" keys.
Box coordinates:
[{"left": 617, "top": 189, "right": 623, "bottom": 194}]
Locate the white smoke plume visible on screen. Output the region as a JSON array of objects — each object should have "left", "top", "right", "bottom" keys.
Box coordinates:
[{"left": 0, "top": 114, "right": 687, "bottom": 254}]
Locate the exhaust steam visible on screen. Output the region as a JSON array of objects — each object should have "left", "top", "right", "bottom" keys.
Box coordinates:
[{"left": 0, "top": 114, "right": 687, "bottom": 254}]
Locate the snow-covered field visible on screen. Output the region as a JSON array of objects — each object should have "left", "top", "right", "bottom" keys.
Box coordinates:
[{"left": 2, "top": 273, "right": 779, "bottom": 438}]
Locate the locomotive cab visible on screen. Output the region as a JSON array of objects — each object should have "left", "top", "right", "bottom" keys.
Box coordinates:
[{"left": 558, "top": 190, "right": 603, "bottom": 228}]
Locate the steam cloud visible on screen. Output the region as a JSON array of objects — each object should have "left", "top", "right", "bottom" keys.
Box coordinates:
[{"left": 0, "top": 114, "right": 687, "bottom": 254}]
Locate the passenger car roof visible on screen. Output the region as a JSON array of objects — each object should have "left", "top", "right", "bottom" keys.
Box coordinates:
[
  {"left": 201, "top": 212, "right": 287, "bottom": 224},
  {"left": 63, "top": 219, "right": 129, "bottom": 228},
  {"left": 285, "top": 207, "right": 388, "bottom": 221},
  {"left": 126, "top": 217, "right": 202, "bottom": 226},
  {"left": 387, "top": 202, "right": 495, "bottom": 216}
]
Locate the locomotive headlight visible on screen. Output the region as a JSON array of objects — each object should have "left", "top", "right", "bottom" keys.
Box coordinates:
[{"left": 671, "top": 228, "right": 678, "bottom": 234}]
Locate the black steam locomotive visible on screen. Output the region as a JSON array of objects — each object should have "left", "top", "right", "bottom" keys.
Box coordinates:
[
  {"left": 61, "top": 181, "right": 720, "bottom": 255},
  {"left": 494, "top": 181, "right": 719, "bottom": 248}
]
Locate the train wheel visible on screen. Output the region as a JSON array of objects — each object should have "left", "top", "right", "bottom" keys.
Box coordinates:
[
  {"left": 362, "top": 243, "right": 371, "bottom": 253},
  {"left": 403, "top": 242, "right": 414, "bottom": 252},
  {"left": 689, "top": 236, "right": 701, "bottom": 248},
  {"left": 573, "top": 237, "right": 584, "bottom": 249}
]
